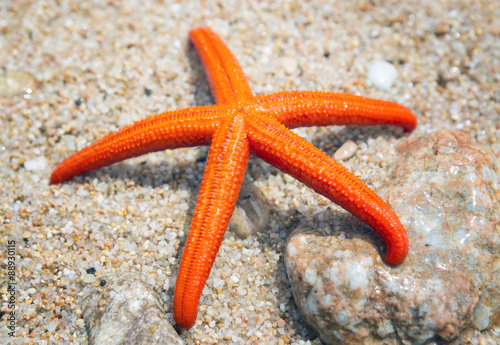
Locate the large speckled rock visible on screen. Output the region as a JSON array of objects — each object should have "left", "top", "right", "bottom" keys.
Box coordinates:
[
  {"left": 82, "top": 273, "right": 183, "bottom": 345},
  {"left": 285, "top": 129, "right": 500, "bottom": 345}
]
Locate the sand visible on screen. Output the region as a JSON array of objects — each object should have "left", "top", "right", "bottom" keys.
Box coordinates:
[{"left": 1, "top": 1, "right": 498, "bottom": 344}]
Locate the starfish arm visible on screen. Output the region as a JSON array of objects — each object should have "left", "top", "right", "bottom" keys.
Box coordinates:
[
  {"left": 50, "top": 105, "right": 226, "bottom": 184},
  {"left": 189, "top": 27, "right": 253, "bottom": 104},
  {"left": 253, "top": 90, "right": 417, "bottom": 132},
  {"left": 174, "top": 113, "right": 250, "bottom": 329},
  {"left": 246, "top": 113, "right": 408, "bottom": 265}
]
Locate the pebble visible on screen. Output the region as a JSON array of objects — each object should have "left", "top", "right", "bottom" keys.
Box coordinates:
[
  {"left": 229, "top": 181, "right": 270, "bottom": 239},
  {"left": 333, "top": 140, "right": 358, "bottom": 161},
  {"left": 279, "top": 57, "right": 298, "bottom": 75},
  {"left": 367, "top": 60, "right": 398, "bottom": 91},
  {"left": 435, "top": 20, "right": 450, "bottom": 35},
  {"left": 23, "top": 156, "right": 48, "bottom": 171},
  {"left": 82, "top": 274, "right": 97, "bottom": 284},
  {"left": 0, "top": 70, "right": 36, "bottom": 97}
]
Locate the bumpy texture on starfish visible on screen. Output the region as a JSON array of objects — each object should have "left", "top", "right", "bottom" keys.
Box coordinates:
[{"left": 50, "top": 27, "right": 417, "bottom": 329}]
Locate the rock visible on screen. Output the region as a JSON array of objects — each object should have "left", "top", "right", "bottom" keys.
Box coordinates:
[
  {"left": 229, "top": 181, "right": 269, "bottom": 239},
  {"left": 279, "top": 56, "right": 298, "bottom": 75},
  {"left": 435, "top": 20, "right": 450, "bottom": 35},
  {"left": 23, "top": 156, "right": 48, "bottom": 171},
  {"left": 366, "top": 60, "right": 398, "bottom": 91},
  {"left": 333, "top": 140, "right": 358, "bottom": 161},
  {"left": 82, "top": 273, "right": 183, "bottom": 345},
  {"left": 0, "top": 70, "right": 36, "bottom": 97},
  {"left": 285, "top": 129, "right": 500, "bottom": 344}
]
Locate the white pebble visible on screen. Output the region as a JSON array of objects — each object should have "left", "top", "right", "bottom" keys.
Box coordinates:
[
  {"left": 334, "top": 140, "right": 358, "bottom": 161},
  {"left": 64, "top": 221, "right": 74, "bottom": 234},
  {"left": 82, "top": 273, "right": 97, "bottom": 284},
  {"left": 472, "top": 303, "right": 491, "bottom": 331},
  {"left": 47, "top": 321, "right": 57, "bottom": 332},
  {"left": 367, "top": 60, "right": 398, "bottom": 91},
  {"left": 24, "top": 156, "right": 47, "bottom": 171},
  {"left": 280, "top": 57, "right": 298, "bottom": 75}
]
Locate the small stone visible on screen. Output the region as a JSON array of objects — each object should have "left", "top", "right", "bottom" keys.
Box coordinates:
[
  {"left": 472, "top": 303, "right": 492, "bottom": 331},
  {"left": 438, "top": 65, "right": 461, "bottom": 83},
  {"left": 229, "top": 182, "right": 269, "bottom": 239},
  {"left": 75, "top": 97, "right": 85, "bottom": 106},
  {"left": 23, "top": 157, "right": 48, "bottom": 171},
  {"left": 82, "top": 274, "right": 97, "bottom": 284},
  {"left": 435, "top": 20, "right": 450, "bottom": 35},
  {"left": 22, "top": 231, "right": 32, "bottom": 239},
  {"left": 0, "top": 70, "right": 36, "bottom": 97},
  {"left": 333, "top": 140, "right": 358, "bottom": 161},
  {"left": 279, "top": 57, "right": 298, "bottom": 75},
  {"left": 47, "top": 321, "right": 57, "bottom": 333},
  {"left": 98, "top": 299, "right": 107, "bottom": 307},
  {"left": 367, "top": 60, "right": 398, "bottom": 91}
]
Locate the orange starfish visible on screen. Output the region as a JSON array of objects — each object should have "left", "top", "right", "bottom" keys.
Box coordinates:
[{"left": 50, "top": 27, "right": 417, "bottom": 329}]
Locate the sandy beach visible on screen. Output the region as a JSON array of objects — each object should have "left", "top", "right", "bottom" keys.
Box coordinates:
[{"left": 1, "top": 1, "right": 498, "bottom": 344}]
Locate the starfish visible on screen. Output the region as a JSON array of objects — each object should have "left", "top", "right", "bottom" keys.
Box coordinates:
[{"left": 50, "top": 27, "right": 417, "bottom": 329}]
